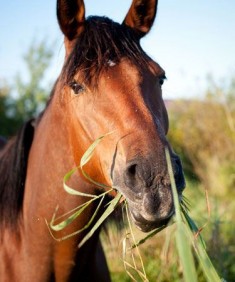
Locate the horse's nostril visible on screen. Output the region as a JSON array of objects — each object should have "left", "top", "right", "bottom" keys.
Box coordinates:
[
  {"left": 125, "top": 160, "right": 152, "bottom": 190},
  {"left": 127, "top": 164, "right": 137, "bottom": 177},
  {"left": 124, "top": 163, "right": 139, "bottom": 190}
]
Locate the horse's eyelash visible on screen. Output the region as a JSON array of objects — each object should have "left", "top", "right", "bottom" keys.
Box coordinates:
[
  {"left": 69, "top": 81, "right": 85, "bottom": 94},
  {"left": 159, "top": 75, "right": 167, "bottom": 86}
]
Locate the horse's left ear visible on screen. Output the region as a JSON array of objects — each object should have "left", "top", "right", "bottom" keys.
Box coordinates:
[
  {"left": 57, "top": 0, "right": 85, "bottom": 41},
  {"left": 123, "top": 0, "right": 158, "bottom": 38}
]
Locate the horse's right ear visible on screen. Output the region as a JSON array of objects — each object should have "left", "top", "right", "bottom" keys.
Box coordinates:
[
  {"left": 57, "top": 0, "right": 85, "bottom": 41},
  {"left": 123, "top": 0, "right": 158, "bottom": 38}
]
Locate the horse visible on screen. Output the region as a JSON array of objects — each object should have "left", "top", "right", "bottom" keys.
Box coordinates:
[{"left": 0, "top": 0, "right": 185, "bottom": 281}]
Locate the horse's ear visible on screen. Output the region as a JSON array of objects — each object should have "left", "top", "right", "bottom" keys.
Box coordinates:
[
  {"left": 123, "top": 0, "right": 158, "bottom": 38},
  {"left": 57, "top": 0, "right": 85, "bottom": 41}
]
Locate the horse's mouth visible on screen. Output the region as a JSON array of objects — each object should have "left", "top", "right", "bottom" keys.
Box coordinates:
[
  {"left": 129, "top": 207, "right": 174, "bottom": 232},
  {"left": 117, "top": 182, "right": 185, "bottom": 232},
  {"left": 112, "top": 154, "right": 185, "bottom": 232},
  {"left": 126, "top": 194, "right": 175, "bottom": 232}
]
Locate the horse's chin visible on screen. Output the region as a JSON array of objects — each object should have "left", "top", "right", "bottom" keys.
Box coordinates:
[
  {"left": 128, "top": 206, "right": 174, "bottom": 232},
  {"left": 119, "top": 186, "right": 176, "bottom": 232}
]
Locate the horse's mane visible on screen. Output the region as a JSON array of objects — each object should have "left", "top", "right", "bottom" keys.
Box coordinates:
[
  {"left": 0, "top": 120, "right": 34, "bottom": 229},
  {"left": 63, "top": 16, "right": 148, "bottom": 86}
]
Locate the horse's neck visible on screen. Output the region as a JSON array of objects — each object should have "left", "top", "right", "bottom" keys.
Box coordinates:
[{"left": 20, "top": 102, "right": 99, "bottom": 280}]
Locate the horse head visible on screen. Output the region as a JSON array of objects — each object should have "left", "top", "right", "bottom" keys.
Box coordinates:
[{"left": 56, "top": 0, "right": 185, "bottom": 232}]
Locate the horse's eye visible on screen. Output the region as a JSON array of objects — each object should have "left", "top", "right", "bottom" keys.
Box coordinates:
[
  {"left": 159, "top": 75, "right": 167, "bottom": 86},
  {"left": 69, "top": 81, "right": 84, "bottom": 94}
]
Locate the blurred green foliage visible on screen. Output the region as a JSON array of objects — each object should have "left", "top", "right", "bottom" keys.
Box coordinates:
[
  {"left": 167, "top": 78, "right": 235, "bottom": 196},
  {"left": 0, "top": 40, "right": 53, "bottom": 137}
]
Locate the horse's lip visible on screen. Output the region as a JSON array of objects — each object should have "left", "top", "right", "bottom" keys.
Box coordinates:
[
  {"left": 126, "top": 192, "right": 184, "bottom": 232},
  {"left": 129, "top": 208, "right": 173, "bottom": 232},
  {"left": 113, "top": 182, "right": 184, "bottom": 232}
]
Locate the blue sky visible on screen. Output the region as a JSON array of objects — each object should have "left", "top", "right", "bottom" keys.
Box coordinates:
[{"left": 0, "top": 0, "right": 235, "bottom": 99}]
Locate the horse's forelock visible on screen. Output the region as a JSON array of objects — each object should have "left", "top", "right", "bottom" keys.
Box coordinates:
[{"left": 62, "top": 16, "right": 148, "bottom": 87}]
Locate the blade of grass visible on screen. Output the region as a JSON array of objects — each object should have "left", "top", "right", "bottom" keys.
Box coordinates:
[
  {"left": 125, "top": 204, "right": 148, "bottom": 281},
  {"left": 165, "top": 147, "right": 198, "bottom": 282},
  {"left": 63, "top": 133, "right": 113, "bottom": 194},
  {"left": 182, "top": 210, "right": 222, "bottom": 282},
  {"left": 46, "top": 194, "right": 105, "bottom": 241},
  {"left": 131, "top": 225, "right": 166, "bottom": 249},
  {"left": 181, "top": 205, "right": 206, "bottom": 248},
  {"left": 80, "top": 134, "right": 107, "bottom": 167},
  {"left": 78, "top": 192, "right": 122, "bottom": 248},
  {"left": 50, "top": 199, "right": 93, "bottom": 231},
  {"left": 122, "top": 232, "right": 148, "bottom": 282},
  {"left": 63, "top": 168, "right": 97, "bottom": 198},
  {"left": 166, "top": 147, "right": 222, "bottom": 282}
]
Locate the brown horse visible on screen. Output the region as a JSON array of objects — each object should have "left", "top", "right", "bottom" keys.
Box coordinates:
[{"left": 0, "top": 0, "right": 185, "bottom": 281}]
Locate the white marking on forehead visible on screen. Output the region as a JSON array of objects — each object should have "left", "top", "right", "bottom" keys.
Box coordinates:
[{"left": 107, "top": 60, "right": 116, "bottom": 67}]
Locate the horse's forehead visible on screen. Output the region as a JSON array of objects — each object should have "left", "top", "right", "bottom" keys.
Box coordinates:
[
  {"left": 100, "top": 58, "right": 164, "bottom": 88},
  {"left": 97, "top": 60, "right": 142, "bottom": 93}
]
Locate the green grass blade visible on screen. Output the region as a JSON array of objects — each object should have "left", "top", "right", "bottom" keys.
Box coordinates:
[
  {"left": 80, "top": 132, "right": 113, "bottom": 168},
  {"left": 131, "top": 225, "right": 166, "bottom": 249},
  {"left": 50, "top": 202, "right": 90, "bottom": 231},
  {"left": 183, "top": 213, "right": 222, "bottom": 282},
  {"left": 165, "top": 148, "right": 198, "bottom": 282},
  {"left": 165, "top": 148, "right": 182, "bottom": 222},
  {"left": 125, "top": 204, "right": 148, "bottom": 281},
  {"left": 194, "top": 239, "right": 222, "bottom": 282},
  {"left": 80, "top": 135, "right": 106, "bottom": 167},
  {"left": 175, "top": 222, "right": 198, "bottom": 282},
  {"left": 63, "top": 169, "right": 97, "bottom": 197},
  {"left": 62, "top": 133, "right": 113, "bottom": 195},
  {"left": 181, "top": 206, "right": 207, "bottom": 248},
  {"left": 78, "top": 192, "right": 122, "bottom": 248},
  {"left": 81, "top": 169, "right": 111, "bottom": 190},
  {"left": 49, "top": 195, "right": 105, "bottom": 241}
]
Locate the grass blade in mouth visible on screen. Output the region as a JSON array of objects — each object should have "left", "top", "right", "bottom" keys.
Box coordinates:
[
  {"left": 48, "top": 136, "right": 223, "bottom": 281},
  {"left": 131, "top": 225, "right": 167, "bottom": 249},
  {"left": 166, "top": 147, "right": 198, "bottom": 282},
  {"left": 166, "top": 147, "right": 222, "bottom": 282},
  {"left": 48, "top": 133, "right": 120, "bottom": 241},
  {"left": 78, "top": 192, "right": 123, "bottom": 248}
]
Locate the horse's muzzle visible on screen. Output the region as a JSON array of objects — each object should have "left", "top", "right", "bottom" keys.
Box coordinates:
[{"left": 113, "top": 154, "right": 185, "bottom": 232}]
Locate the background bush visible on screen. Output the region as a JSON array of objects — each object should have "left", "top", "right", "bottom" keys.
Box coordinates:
[{"left": 167, "top": 80, "right": 235, "bottom": 196}]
